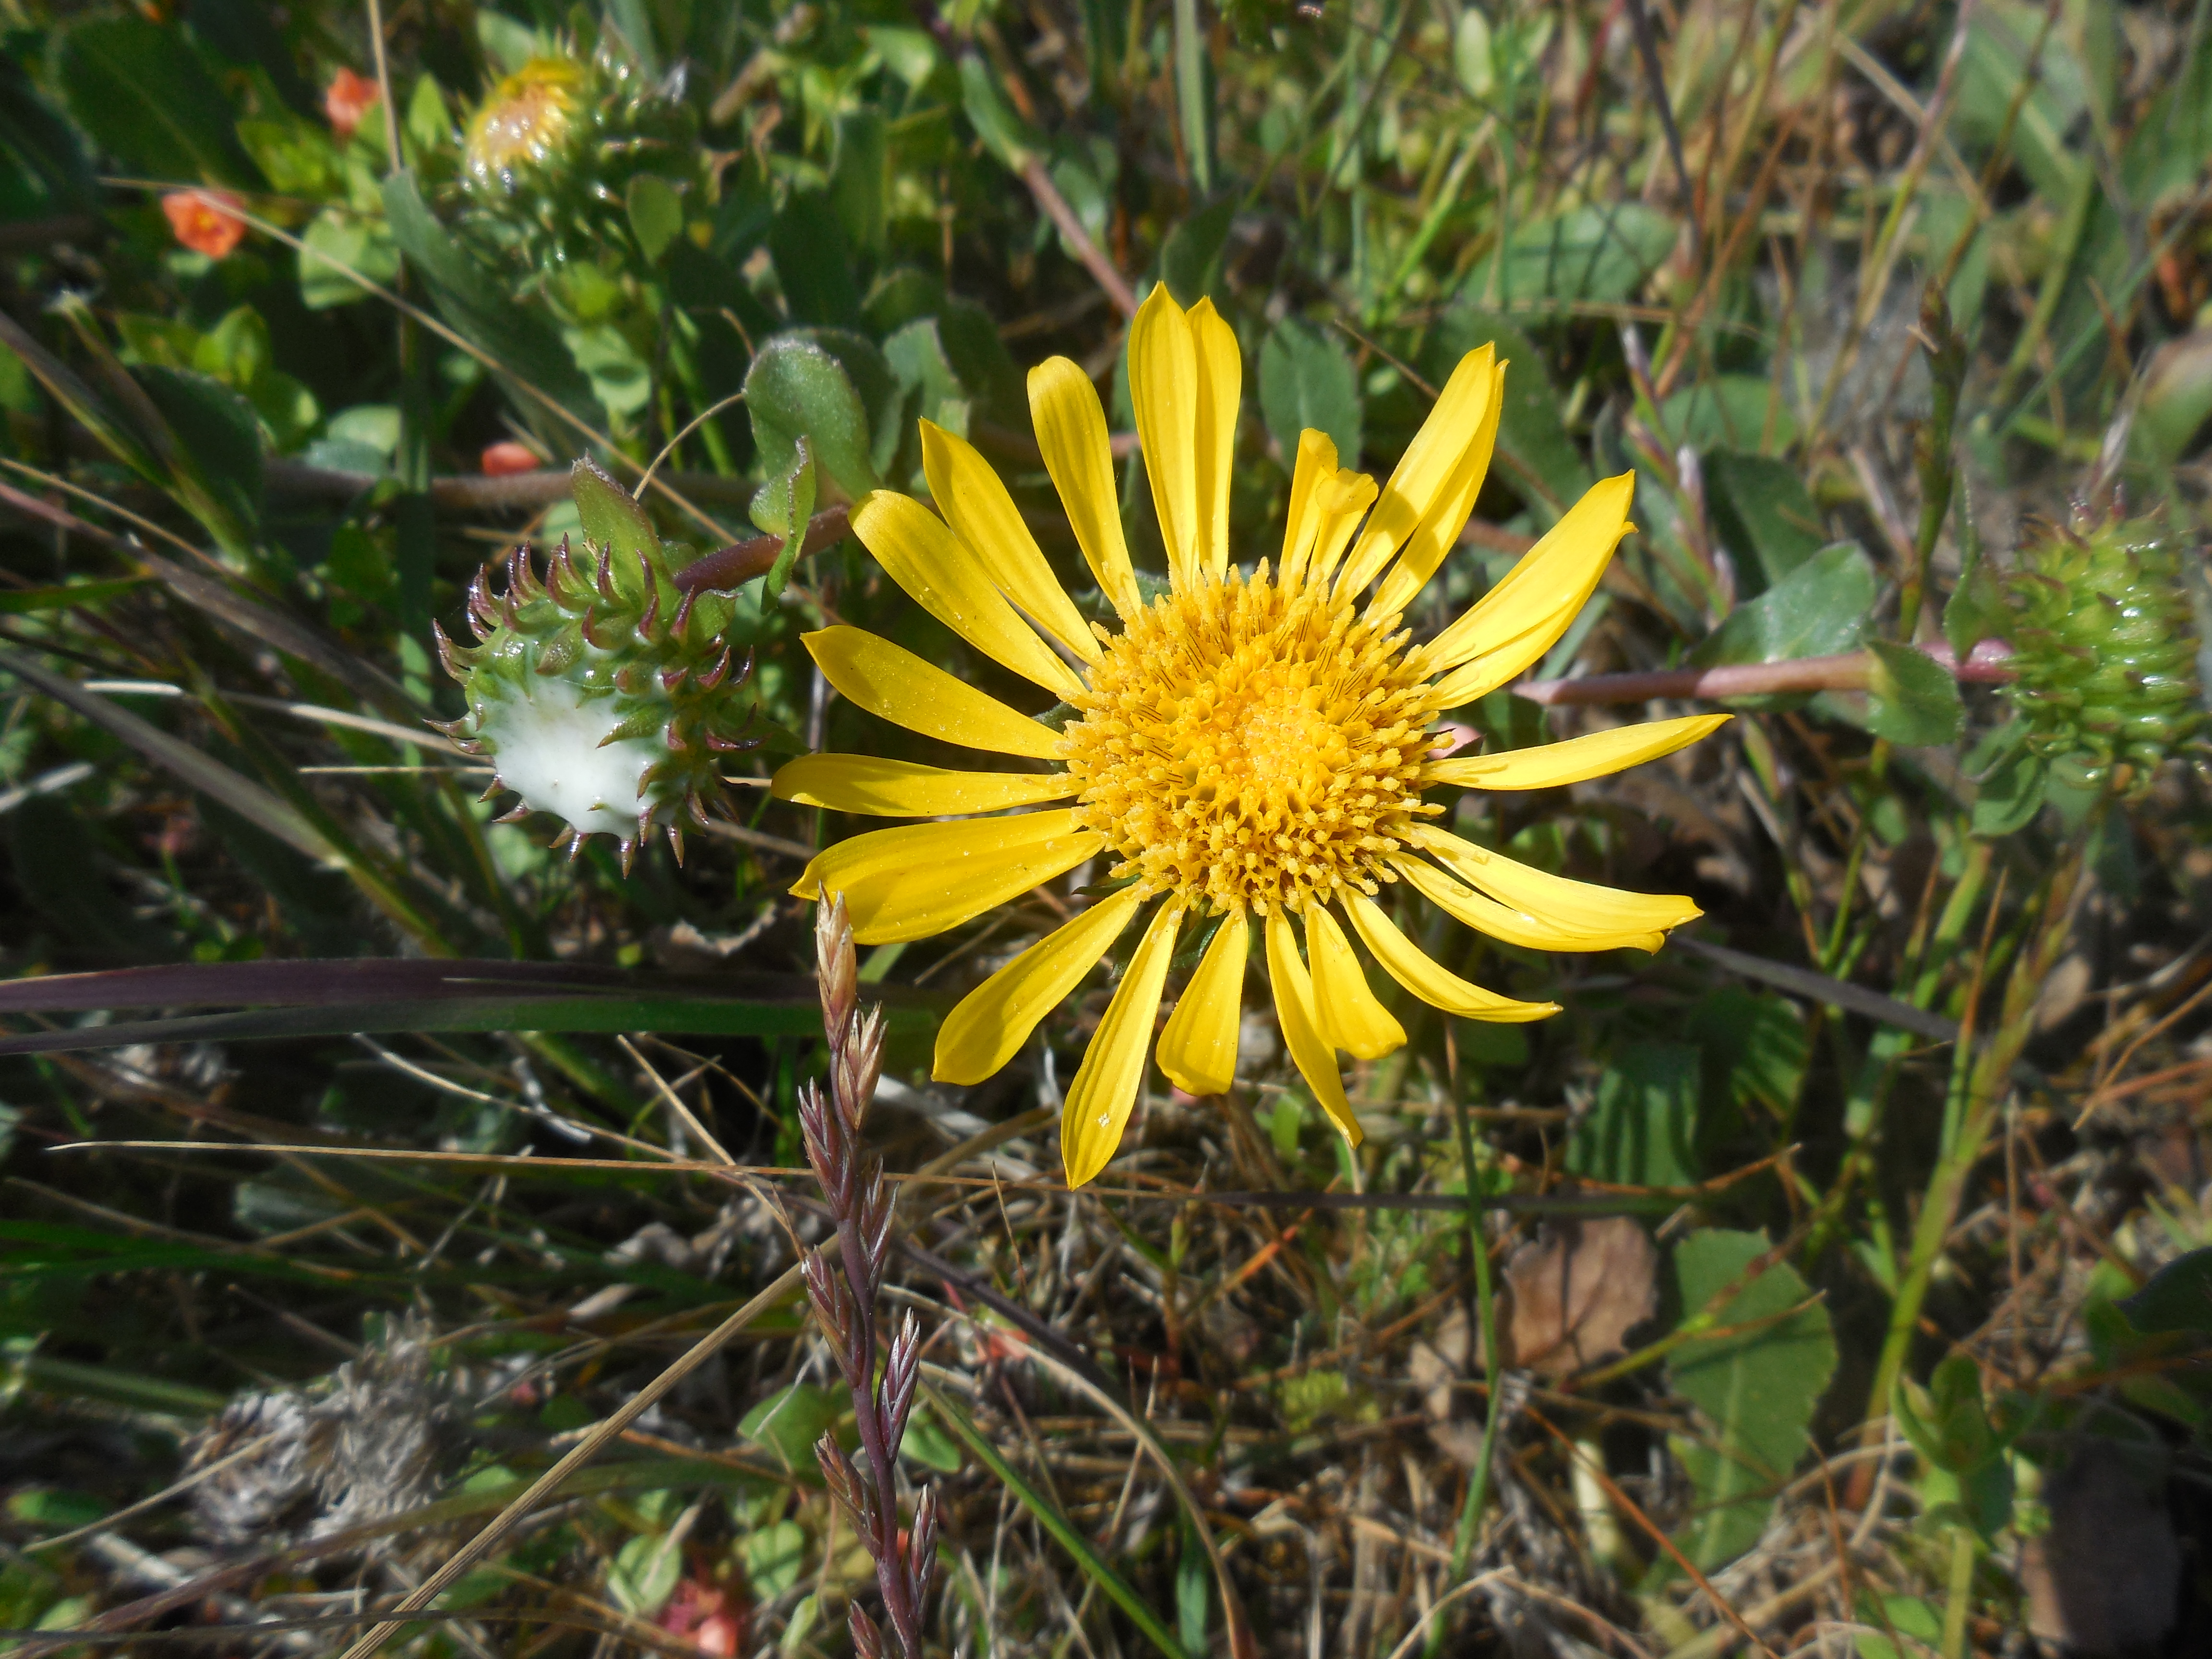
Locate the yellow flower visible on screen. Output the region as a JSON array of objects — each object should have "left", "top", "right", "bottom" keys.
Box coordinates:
[{"left": 775, "top": 288, "right": 1727, "bottom": 1187}]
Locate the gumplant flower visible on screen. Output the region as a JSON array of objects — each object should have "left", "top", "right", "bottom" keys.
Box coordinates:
[
  {"left": 775, "top": 288, "right": 1726, "bottom": 1187},
  {"left": 325, "top": 68, "right": 381, "bottom": 141},
  {"left": 161, "top": 190, "right": 247, "bottom": 260}
]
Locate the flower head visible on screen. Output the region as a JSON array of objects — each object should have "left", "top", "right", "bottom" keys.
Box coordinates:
[
  {"left": 162, "top": 190, "right": 246, "bottom": 260},
  {"left": 775, "top": 288, "right": 1725, "bottom": 1187},
  {"left": 325, "top": 67, "right": 381, "bottom": 141},
  {"left": 1999, "top": 512, "right": 2201, "bottom": 793},
  {"left": 464, "top": 57, "right": 586, "bottom": 189},
  {"left": 438, "top": 461, "right": 761, "bottom": 870}
]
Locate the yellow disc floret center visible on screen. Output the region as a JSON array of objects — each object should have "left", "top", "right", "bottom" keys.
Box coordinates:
[{"left": 1061, "top": 568, "right": 1441, "bottom": 917}]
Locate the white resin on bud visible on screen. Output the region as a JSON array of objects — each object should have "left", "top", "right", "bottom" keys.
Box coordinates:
[{"left": 474, "top": 675, "right": 662, "bottom": 839}]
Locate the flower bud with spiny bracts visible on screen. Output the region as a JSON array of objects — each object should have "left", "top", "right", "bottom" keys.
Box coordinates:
[
  {"left": 435, "top": 461, "right": 761, "bottom": 872},
  {"left": 458, "top": 39, "right": 697, "bottom": 275},
  {"left": 2000, "top": 512, "right": 2204, "bottom": 794}
]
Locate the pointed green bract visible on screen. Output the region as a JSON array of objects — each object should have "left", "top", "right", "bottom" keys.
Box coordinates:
[{"left": 436, "top": 469, "right": 761, "bottom": 870}]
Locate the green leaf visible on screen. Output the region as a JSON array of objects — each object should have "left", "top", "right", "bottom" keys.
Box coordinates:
[
  {"left": 898, "top": 1401, "right": 964, "bottom": 1473},
  {"left": 1665, "top": 1230, "right": 1837, "bottom": 1571},
  {"left": 1159, "top": 197, "right": 1237, "bottom": 307},
  {"left": 0, "top": 56, "right": 97, "bottom": 213},
  {"left": 738, "top": 1383, "right": 844, "bottom": 1472},
  {"left": 625, "top": 173, "right": 684, "bottom": 264},
  {"left": 1465, "top": 203, "right": 1675, "bottom": 309},
  {"left": 1660, "top": 375, "right": 1800, "bottom": 455},
  {"left": 2134, "top": 327, "right": 2212, "bottom": 472},
  {"left": 560, "top": 324, "right": 652, "bottom": 420},
  {"left": 1688, "top": 541, "right": 1876, "bottom": 705},
  {"left": 1683, "top": 986, "right": 1807, "bottom": 1119},
  {"left": 1972, "top": 745, "right": 2049, "bottom": 837},
  {"left": 736, "top": 1519, "right": 809, "bottom": 1598},
  {"left": 1942, "top": 481, "right": 2007, "bottom": 658},
  {"left": 2117, "top": 1247, "right": 2212, "bottom": 1335},
  {"left": 768, "top": 187, "right": 859, "bottom": 329},
  {"left": 757, "top": 438, "right": 817, "bottom": 607},
  {"left": 1704, "top": 452, "right": 1827, "bottom": 594},
  {"left": 235, "top": 115, "right": 341, "bottom": 197},
  {"left": 607, "top": 1527, "right": 686, "bottom": 1618},
  {"left": 1176, "top": 1517, "right": 1212, "bottom": 1657},
  {"left": 745, "top": 336, "right": 878, "bottom": 508},
  {"left": 298, "top": 207, "right": 400, "bottom": 310},
  {"left": 381, "top": 170, "right": 598, "bottom": 425},
  {"left": 830, "top": 108, "right": 889, "bottom": 260},
  {"left": 571, "top": 457, "right": 659, "bottom": 567},
  {"left": 959, "top": 54, "right": 1042, "bottom": 171},
  {"left": 1864, "top": 639, "right": 1964, "bottom": 747},
  {"left": 1566, "top": 1041, "right": 1701, "bottom": 1189},
  {"left": 53, "top": 15, "right": 258, "bottom": 186},
  {"left": 132, "top": 365, "right": 265, "bottom": 536},
  {"left": 1259, "top": 319, "right": 1361, "bottom": 470},
  {"left": 1453, "top": 8, "right": 1494, "bottom": 97}
]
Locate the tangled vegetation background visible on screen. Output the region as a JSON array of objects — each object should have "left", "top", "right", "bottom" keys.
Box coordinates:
[{"left": 2, "top": 0, "right": 2212, "bottom": 1651}]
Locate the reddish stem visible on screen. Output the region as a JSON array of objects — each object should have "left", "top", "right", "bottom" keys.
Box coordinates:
[{"left": 1515, "top": 638, "right": 2016, "bottom": 707}]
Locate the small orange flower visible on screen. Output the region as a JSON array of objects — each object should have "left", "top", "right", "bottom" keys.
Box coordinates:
[
  {"left": 480, "top": 440, "right": 541, "bottom": 477},
  {"left": 161, "top": 191, "right": 247, "bottom": 259},
  {"left": 325, "top": 68, "right": 381, "bottom": 141}
]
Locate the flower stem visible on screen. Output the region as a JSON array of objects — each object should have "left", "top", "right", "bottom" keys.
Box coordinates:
[{"left": 1514, "top": 639, "right": 2015, "bottom": 708}]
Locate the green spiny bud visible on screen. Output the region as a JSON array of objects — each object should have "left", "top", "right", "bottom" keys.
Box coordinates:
[
  {"left": 2000, "top": 513, "right": 2203, "bottom": 794},
  {"left": 458, "top": 40, "right": 697, "bottom": 272},
  {"left": 437, "top": 461, "right": 758, "bottom": 872}
]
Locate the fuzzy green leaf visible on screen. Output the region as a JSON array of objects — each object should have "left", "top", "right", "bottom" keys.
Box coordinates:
[
  {"left": 1666, "top": 1230, "right": 1836, "bottom": 1572},
  {"left": 758, "top": 437, "right": 816, "bottom": 607},
  {"left": 1865, "top": 639, "right": 1965, "bottom": 747},
  {"left": 624, "top": 172, "right": 684, "bottom": 264},
  {"left": 1259, "top": 318, "right": 1362, "bottom": 471},
  {"left": 745, "top": 336, "right": 878, "bottom": 509}
]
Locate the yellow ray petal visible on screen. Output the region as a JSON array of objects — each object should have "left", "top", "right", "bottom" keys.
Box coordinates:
[
  {"left": 1061, "top": 895, "right": 1187, "bottom": 1188},
  {"left": 1412, "top": 826, "right": 1701, "bottom": 951},
  {"left": 1342, "top": 890, "right": 1559, "bottom": 1022},
  {"left": 1368, "top": 359, "right": 1507, "bottom": 618},
  {"left": 849, "top": 491, "right": 1084, "bottom": 698},
  {"left": 1156, "top": 907, "right": 1247, "bottom": 1096},
  {"left": 1302, "top": 903, "right": 1405, "bottom": 1060},
  {"left": 1424, "top": 714, "right": 1732, "bottom": 792},
  {"left": 1129, "top": 285, "right": 1203, "bottom": 590},
  {"left": 1335, "top": 345, "right": 1498, "bottom": 601},
  {"left": 1265, "top": 908, "right": 1360, "bottom": 1146},
  {"left": 773, "top": 754, "right": 1076, "bottom": 817},
  {"left": 1306, "top": 469, "right": 1380, "bottom": 590},
  {"left": 1419, "top": 473, "right": 1636, "bottom": 706},
  {"left": 792, "top": 810, "right": 1104, "bottom": 944},
  {"left": 920, "top": 420, "right": 1099, "bottom": 664},
  {"left": 1392, "top": 854, "right": 1666, "bottom": 954},
  {"left": 804, "top": 627, "right": 1062, "bottom": 760},
  {"left": 935, "top": 885, "right": 1144, "bottom": 1085},
  {"left": 1276, "top": 430, "right": 1339, "bottom": 591},
  {"left": 1189, "top": 297, "right": 1240, "bottom": 583},
  {"left": 1029, "top": 357, "right": 1143, "bottom": 620}
]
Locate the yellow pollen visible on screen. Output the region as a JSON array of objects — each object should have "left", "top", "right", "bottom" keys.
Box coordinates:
[{"left": 1060, "top": 567, "right": 1441, "bottom": 916}]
